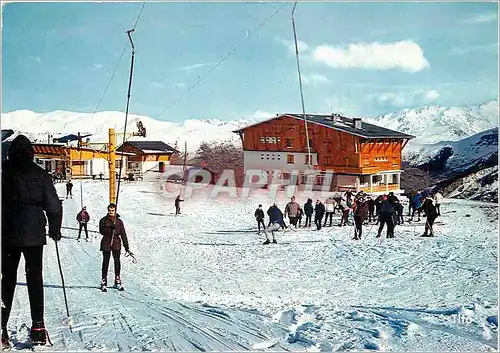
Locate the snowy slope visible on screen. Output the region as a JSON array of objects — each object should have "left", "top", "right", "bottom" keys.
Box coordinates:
[
  {"left": 2, "top": 100, "right": 498, "bottom": 155},
  {"left": 405, "top": 128, "right": 498, "bottom": 173},
  {"left": 5, "top": 175, "right": 498, "bottom": 351},
  {"left": 442, "top": 165, "right": 498, "bottom": 203}
]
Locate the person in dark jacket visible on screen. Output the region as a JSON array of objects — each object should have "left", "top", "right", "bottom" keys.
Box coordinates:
[
  {"left": 76, "top": 206, "right": 90, "bottom": 241},
  {"left": 420, "top": 197, "right": 438, "bottom": 237},
  {"left": 174, "top": 195, "right": 184, "bottom": 215},
  {"left": 393, "top": 199, "right": 404, "bottom": 225},
  {"left": 303, "top": 199, "right": 314, "bottom": 227},
  {"left": 254, "top": 205, "right": 265, "bottom": 233},
  {"left": 376, "top": 195, "right": 395, "bottom": 238},
  {"left": 66, "top": 180, "right": 73, "bottom": 199},
  {"left": 2, "top": 135, "right": 63, "bottom": 347},
  {"left": 99, "top": 203, "right": 132, "bottom": 291},
  {"left": 314, "top": 200, "right": 325, "bottom": 230},
  {"left": 352, "top": 192, "right": 369, "bottom": 240},
  {"left": 367, "top": 195, "right": 375, "bottom": 223}
]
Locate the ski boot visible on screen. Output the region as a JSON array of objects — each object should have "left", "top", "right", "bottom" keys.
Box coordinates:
[
  {"left": 100, "top": 278, "right": 107, "bottom": 292},
  {"left": 2, "top": 327, "right": 10, "bottom": 350},
  {"left": 272, "top": 239, "right": 277, "bottom": 244},
  {"left": 262, "top": 239, "right": 270, "bottom": 245},
  {"left": 114, "top": 276, "right": 124, "bottom": 291},
  {"left": 30, "top": 322, "right": 47, "bottom": 346}
]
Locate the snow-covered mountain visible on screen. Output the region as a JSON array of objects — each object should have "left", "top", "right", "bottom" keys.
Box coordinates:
[
  {"left": 364, "top": 100, "right": 499, "bottom": 150},
  {"left": 442, "top": 165, "right": 498, "bottom": 203},
  {"left": 406, "top": 127, "right": 498, "bottom": 175},
  {"left": 2, "top": 100, "right": 498, "bottom": 155},
  {"left": 1, "top": 110, "right": 259, "bottom": 154}
]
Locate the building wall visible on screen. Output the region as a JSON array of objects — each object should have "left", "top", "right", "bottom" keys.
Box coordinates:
[
  {"left": 337, "top": 175, "right": 357, "bottom": 188},
  {"left": 359, "top": 141, "right": 403, "bottom": 172},
  {"left": 243, "top": 151, "right": 318, "bottom": 172}
]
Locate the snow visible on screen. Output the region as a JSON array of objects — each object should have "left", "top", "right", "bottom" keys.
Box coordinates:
[
  {"left": 5, "top": 172, "right": 498, "bottom": 351},
  {"left": 405, "top": 128, "right": 498, "bottom": 171}
]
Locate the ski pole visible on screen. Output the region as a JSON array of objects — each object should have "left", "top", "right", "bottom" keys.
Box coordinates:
[
  {"left": 125, "top": 251, "right": 137, "bottom": 264},
  {"left": 54, "top": 240, "right": 73, "bottom": 332}
]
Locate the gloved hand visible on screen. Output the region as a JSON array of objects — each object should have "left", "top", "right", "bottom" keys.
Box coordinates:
[{"left": 49, "top": 231, "right": 62, "bottom": 242}]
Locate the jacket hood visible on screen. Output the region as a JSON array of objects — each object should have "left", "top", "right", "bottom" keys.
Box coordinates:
[{"left": 8, "top": 135, "right": 34, "bottom": 163}]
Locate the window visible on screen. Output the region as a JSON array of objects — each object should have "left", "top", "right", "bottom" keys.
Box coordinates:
[
  {"left": 260, "top": 137, "right": 265, "bottom": 143},
  {"left": 285, "top": 138, "right": 293, "bottom": 148},
  {"left": 305, "top": 154, "right": 313, "bottom": 165},
  {"left": 277, "top": 154, "right": 281, "bottom": 160},
  {"left": 287, "top": 154, "right": 295, "bottom": 164},
  {"left": 374, "top": 157, "right": 388, "bottom": 162},
  {"left": 261, "top": 153, "right": 264, "bottom": 160},
  {"left": 277, "top": 137, "right": 281, "bottom": 143}
]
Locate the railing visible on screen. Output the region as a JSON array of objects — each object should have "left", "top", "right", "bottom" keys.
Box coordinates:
[{"left": 359, "top": 184, "right": 400, "bottom": 193}]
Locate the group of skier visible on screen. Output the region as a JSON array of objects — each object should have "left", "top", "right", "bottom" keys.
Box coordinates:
[
  {"left": 254, "top": 189, "right": 444, "bottom": 244},
  {"left": 1, "top": 135, "right": 134, "bottom": 349}
]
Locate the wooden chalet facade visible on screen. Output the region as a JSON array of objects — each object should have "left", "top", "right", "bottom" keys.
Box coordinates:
[
  {"left": 233, "top": 113, "right": 415, "bottom": 193},
  {"left": 32, "top": 143, "right": 132, "bottom": 179},
  {"left": 116, "top": 141, "right": 177, "bottom": 174}
]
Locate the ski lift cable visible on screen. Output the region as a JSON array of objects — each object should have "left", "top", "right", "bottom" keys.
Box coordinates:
[{"left": 155, "top": 1, "right": 291, "bottom": 119}]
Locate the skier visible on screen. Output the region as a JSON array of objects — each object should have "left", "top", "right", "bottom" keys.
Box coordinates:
[
  {"left": 376, "top": 195, "right": 395, "bottom": 238},
  {"left": 407, "top": 189, "right": 416, "bottom": 216},
  {"left": 66, "top": 179, "right": 73, "bottom": 199},
  {"left": 323, "top": 197, "right": 335, "bottom": 227},
  {"left": 2, "top": 135, "right": 63, "bottom": 347},
  {"left": 344, "top": 189, "right": 354, "bottom": 208},
  {"left": 352, "top": 192, "right": 368, "bottom": 240},
  {"left": 303, "top": 199, "right": 314, "bottom": 227},
  {"left": 314, "top": 200, "right": 325, "bottom": 230},
  {"left": 297, "top": 206, "right": 304, "bottom": 227},
  {"left": 175, "top": 195, "right": 184, "bottom": 215},
  {"left": 420, "top": 196, "right": 438, "bottom": 237},
  {"left": 254, "top": 204, "right": 265, "bottom": 233},
  {"left": 284, "top": 196, "right": 300, "bottom": 228},
  {"left": 338, "top": 198, "right": 350, "bottom": 227},
  {"left": 433, "top": 191, "right": 443, "bottom": 216},
  {"left": 393, "top": 199, "right": 404, "bottom": 225},
  {"left": 76, "top": 206, "right": 90, "bottom": 241},
  {"left": 267, "top": 204, "right": 287, "bottom": 229},
  {"left": 367, "top": 195, "right": 375, "bottom": 223},
  {"left": 99, "top": 203, "right": 132, "bottom": 291},
  {"left": 410, "top": 191, "right": 422, "bottom": 222}
]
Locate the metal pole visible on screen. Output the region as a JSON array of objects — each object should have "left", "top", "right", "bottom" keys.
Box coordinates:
[{"left": 292, "top": 2, "right": 311, "bottom": 170}]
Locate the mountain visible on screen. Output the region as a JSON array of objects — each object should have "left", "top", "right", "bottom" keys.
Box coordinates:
[
  {"left": 406, "top": 127, "right": 498, "bottom": 175},
  {"left": 0, "top": 110, "right": 260, "bottom": 154},
  {"left": 364, "top": 100, "right": 498, "bottom": 153}
]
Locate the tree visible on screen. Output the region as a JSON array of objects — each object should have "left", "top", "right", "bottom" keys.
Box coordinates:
[{"left": 196, "top": 140, "right": 244, "bottom": 186}]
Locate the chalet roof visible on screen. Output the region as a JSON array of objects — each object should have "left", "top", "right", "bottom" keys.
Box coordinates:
[
  {"left": 233, "top": 113, "right": 415, "bottom": 140},
  {"left": 118, "top": 141, "right": 177, "bottom": 154}
]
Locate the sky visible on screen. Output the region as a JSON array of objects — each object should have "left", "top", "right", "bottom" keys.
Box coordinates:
[{"left": 2, "top": 1, "right": 498, "bottom": 122}]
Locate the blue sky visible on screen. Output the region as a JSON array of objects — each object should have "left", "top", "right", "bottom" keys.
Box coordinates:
[{"left": 2, "top": 1, "right": 498, "bottom": 121}]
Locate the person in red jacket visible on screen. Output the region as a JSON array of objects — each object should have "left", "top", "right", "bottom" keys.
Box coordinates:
[
  {"left": 98, "top": 203, "right": 133, "bottom": 291},
  {"left": 76, "top": 206, "right": 90, "bottom": 241}
]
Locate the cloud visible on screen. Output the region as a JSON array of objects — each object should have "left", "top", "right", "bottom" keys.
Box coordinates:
[
  {"left": 179, "top": 62, "right": 216, "bottom": 71},
  {"left": 372, "top": 89, "right": 440, "bottom": 108},
  {"left": 324, "top": 96, "right": 360, "bottom": 116},
  {"left": 90, "top": 63, "right": 103, "bottom": 71},
  {"left": 151, "top": 81, "right": 165, "bottom": 89},
  {"left": 301, "top": 73, "right": 330, "bottom": 85},
  {"left": 464, "top": 12, "right": 497, "bottom": 24},
  {"left": 312, "top": 40, "right": 430, "bottom": 73}
]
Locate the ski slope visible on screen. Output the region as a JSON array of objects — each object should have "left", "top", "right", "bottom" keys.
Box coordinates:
[{"left": 5, "top": 172, "right": 498, "bottom": 351}]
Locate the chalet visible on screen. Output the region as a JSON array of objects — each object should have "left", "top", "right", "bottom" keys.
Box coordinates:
[
  {"left": 116, "top": 141, "right": 177, "bottom": 175},
  {"left": 32, "top": 143, "right": 133, "bottom": 179},
  {"left": 233, "top": 113, "right": 415, "bottom": 193}
]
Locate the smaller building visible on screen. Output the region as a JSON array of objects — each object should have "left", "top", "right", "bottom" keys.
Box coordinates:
[{"left": 116, "top": 141, "right": 177, "bottom": 175}]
